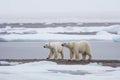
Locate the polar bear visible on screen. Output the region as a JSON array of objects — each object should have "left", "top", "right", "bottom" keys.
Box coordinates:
[
  {"left": 62, "top": 41, "right": 92, "bottom": 61},
  {"left": 43, "top": 42, "right": 64, "bottom": 60}
]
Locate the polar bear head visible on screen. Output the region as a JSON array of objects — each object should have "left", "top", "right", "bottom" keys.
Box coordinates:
[
  {"left": 43, "top": 43, "right": 52, "bottom": 48},
  {"left": 62, "top": 42, "right": 74, "bottom": 49}
]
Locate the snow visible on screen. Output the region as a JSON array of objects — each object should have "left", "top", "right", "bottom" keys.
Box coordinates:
[
  {"left": 113, "top": 36, "right": 120, "bottom": 42},
  {"left": 0, "top": 25, "right": 120, "bottom": 42},
  {"left": 0, "top": 61, "right": 9, "bottom": 65},
  {"left": 96, "top": 31, "right": 115, "bottom": 37},
  {"left": 0, "top": 26, "right": 37, "bottom": 34},
  {"left": 104, "top": 25, "right": 120, "bottom": 33},
  {"left": 0, "top": 61, "right": 120, "bottom": 80},
  {"left": 0, "top": 61, "right": 20, "bottom": 65}
]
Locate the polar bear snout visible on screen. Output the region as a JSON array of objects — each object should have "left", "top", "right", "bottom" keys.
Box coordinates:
[
  {"left": 61, "top": 43, "right": 65, "bottom": 46},
  {"left": 61, "top": 44, "right": 64, "bottom": 46},
  {"left": 43, "top": 46, "right": 46, "bottom": 48}
]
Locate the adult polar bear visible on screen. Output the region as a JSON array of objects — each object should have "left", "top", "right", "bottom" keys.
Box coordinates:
[
  {"left": 62, "top": 41, "right": 92, "bottom": 61},
  {"left": 43, "top": 42, "right": 64, "bottom": 60}
]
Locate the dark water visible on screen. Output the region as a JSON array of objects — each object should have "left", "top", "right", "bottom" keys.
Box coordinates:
[{"left": 0, "top": 41, "right": 120, "bottom": 60}]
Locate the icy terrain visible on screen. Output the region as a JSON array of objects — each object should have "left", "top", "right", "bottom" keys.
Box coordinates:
[
  {"left": 0, "top": 61, "right": 120, "bottom": 80},
  {"left": 0, "top": 61, "right": 20, "bottom": 66},
  {"left": 0, "top": 25, "right": 120, "bottom": 42}
]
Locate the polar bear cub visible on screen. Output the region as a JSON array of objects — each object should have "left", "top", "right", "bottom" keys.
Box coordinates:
[
  {"left": 43, "top": 42, "right": 64, "bottom": 60},
  {"left": 62, "top": 41, "right": 92, "bottom": 61}
]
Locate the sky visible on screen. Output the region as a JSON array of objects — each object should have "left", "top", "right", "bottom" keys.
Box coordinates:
[{"left": 0, "top": 0, "right": 120, "bottom": 22}]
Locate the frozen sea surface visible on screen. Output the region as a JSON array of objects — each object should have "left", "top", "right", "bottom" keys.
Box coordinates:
[
  {"left": 0, "top": 61, "right": 120, "bottom": 80},
  {"left": 0, "top": 25, "right": 120, "bottom": 60},
  {"left": 0, "top": 25, "right": 120, "bottom": 42}
]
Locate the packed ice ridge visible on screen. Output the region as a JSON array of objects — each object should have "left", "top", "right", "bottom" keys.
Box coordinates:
[{"left": 0, "top": 25, "right": 120, "bottom": 42}]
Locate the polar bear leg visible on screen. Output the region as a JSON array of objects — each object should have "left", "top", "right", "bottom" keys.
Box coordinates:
[
  {"left": 82, "top": 53, "right": 86, "bottom": 61},
  {"left": 54, "top": 51, "right": 58, "bottom": 60},
  {"left": 87, "top": 53, "right": 92, "bottom": 60},
  {"left": 60, "top": 50, "right": 64, "bottom": 59},
  {"left": 47, "top": 51, "right": 53, "bottom": 59},
  {"left": 70, "top": 50, "right": 74, "bottom": 60},
  {"left": 75, "top": 54, "right": 79, "bottom": 60},
  {"left": 74, "top": 50, "right": 79, "bottom": 60}
]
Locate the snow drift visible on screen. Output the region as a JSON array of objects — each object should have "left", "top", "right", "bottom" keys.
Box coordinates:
[
  {"left": 0, "top": 25, "right": 120, "bottom": 42},
  {"left": 0, "top": 61, "right": 120, "bottom": 80}
]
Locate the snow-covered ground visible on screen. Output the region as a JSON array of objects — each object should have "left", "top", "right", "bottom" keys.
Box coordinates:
[
  {"left": 0, "top": 61, "right": 20, "bottom": 66},
  {"left": 0, "top": 25, "right": 120, "bottom": 42},
  {"left": 0, "top": 61, "right": 120, "bottom": 80}
]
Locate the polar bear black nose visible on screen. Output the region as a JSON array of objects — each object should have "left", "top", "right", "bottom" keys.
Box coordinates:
[
  {"left": 43, "top": 46, "right": 46, "bottom": 48},
  {"left": 61, "top": 44, "right": 64, "bottom": 46}
]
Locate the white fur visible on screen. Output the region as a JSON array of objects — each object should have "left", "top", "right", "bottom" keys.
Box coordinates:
[{"left": 44, "top": 42, "right": 64, "bottom": 60}]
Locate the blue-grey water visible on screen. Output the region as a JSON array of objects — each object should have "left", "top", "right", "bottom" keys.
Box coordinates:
[{"left": 0, "top": 41, "right": 120, "bottom": 60}]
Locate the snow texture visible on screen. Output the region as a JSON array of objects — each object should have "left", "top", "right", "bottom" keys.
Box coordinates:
[
  {"left": 0, "top": 61, "right": 120, "bottom": 80},
  {"left": 0, "top": 25, "right": 120, "bottom": 42}
]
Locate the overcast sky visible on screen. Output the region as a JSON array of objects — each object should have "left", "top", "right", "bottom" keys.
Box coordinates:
[{"left": 0, "top": 0, "right": 120, "bottom": 22}]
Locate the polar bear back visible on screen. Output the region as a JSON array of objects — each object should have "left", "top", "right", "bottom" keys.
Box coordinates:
[
  {"left": 50, "top": 42, "right": 63, "bottom": 52},
  {"left": 74, "top": 41, "right": 91, "bottom": 54}
]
